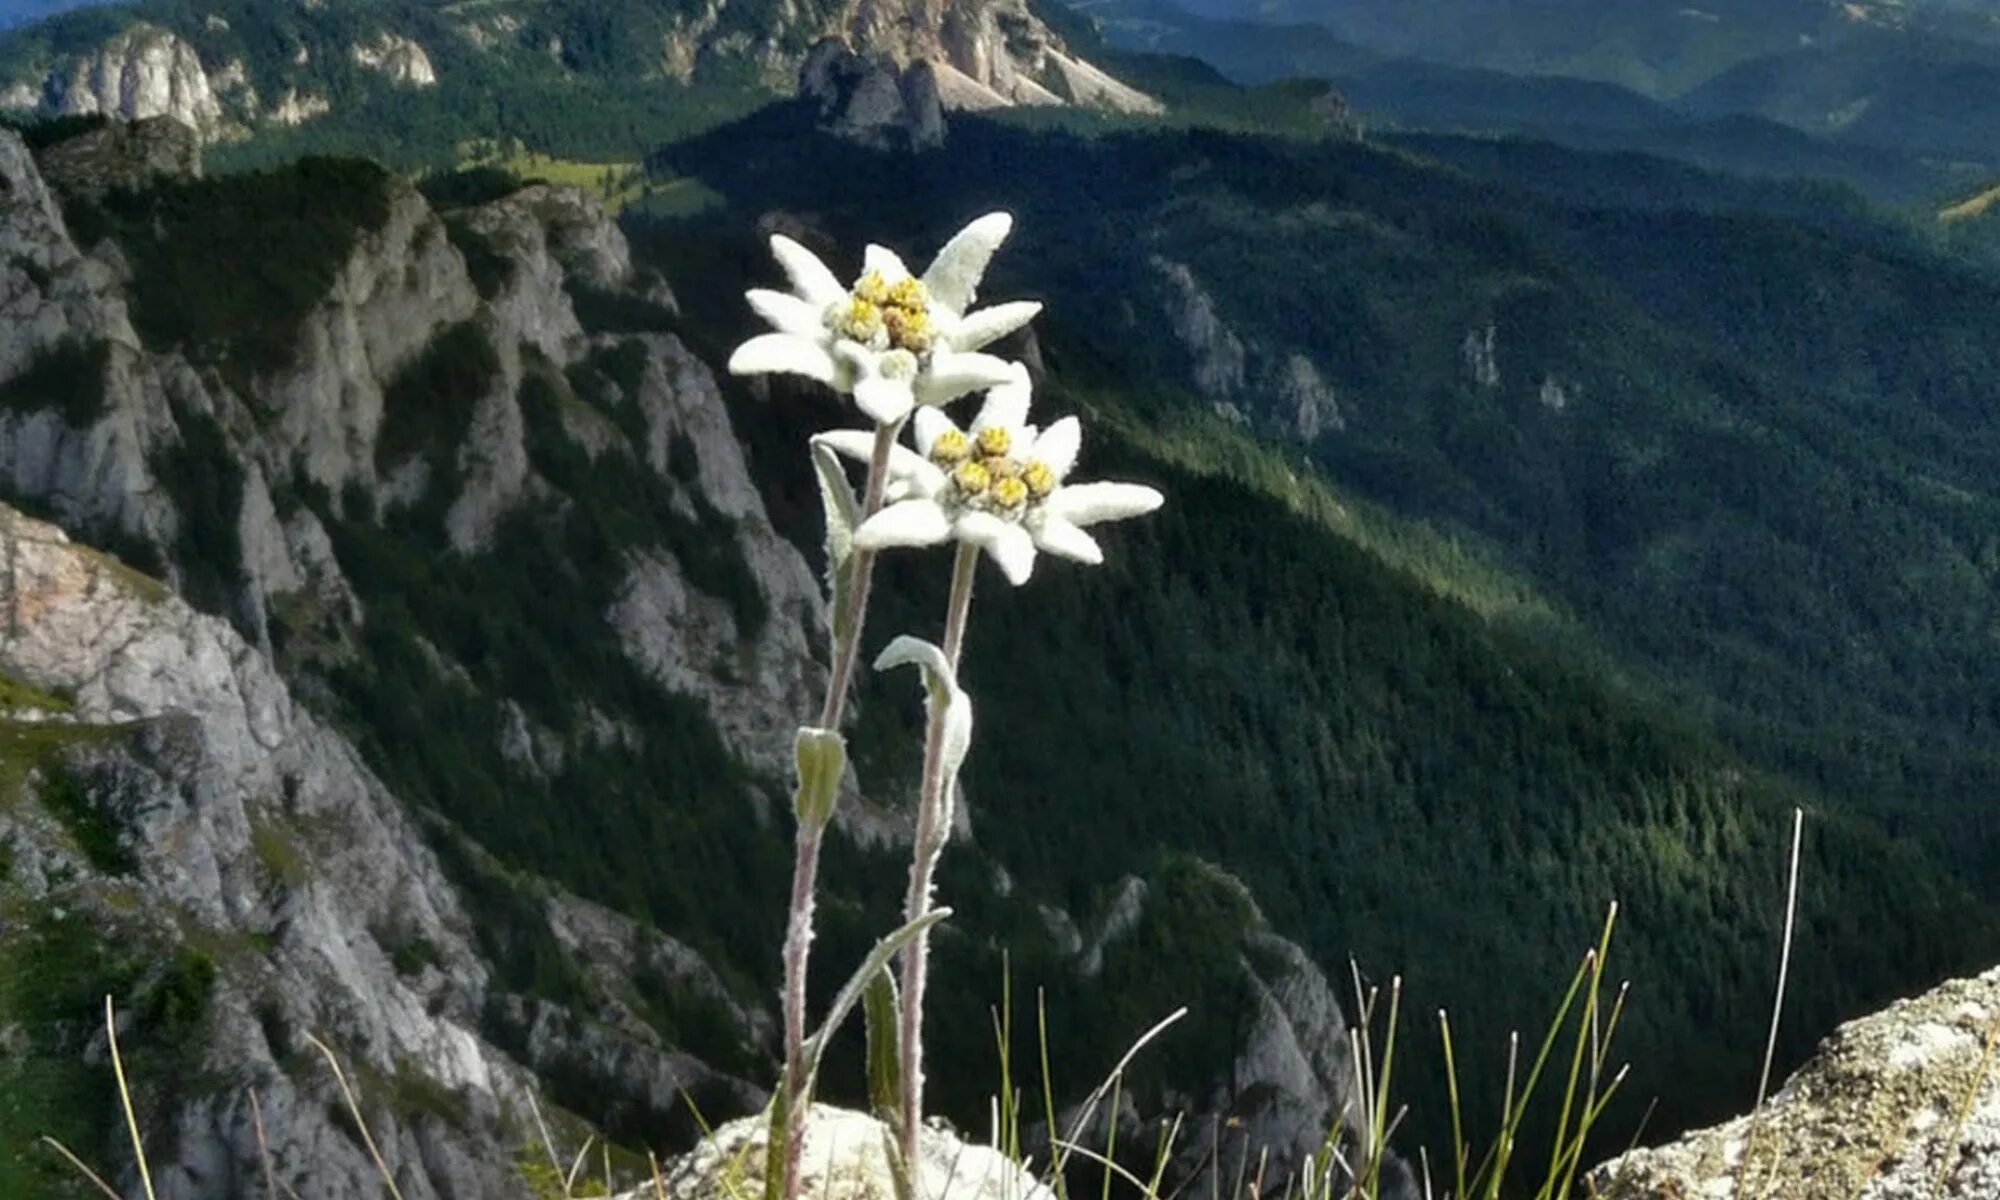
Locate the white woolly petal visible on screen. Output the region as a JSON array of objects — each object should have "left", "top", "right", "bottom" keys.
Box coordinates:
[
  {"left": 1031, "top": 416, "right": 1081, "bottom": 479},
  {"left": 729, "top": 333, "right": 838, "bottom": 383},
  {"left": 746, "top": 288, "right": 826, "bottom": 337},
  {"left": 947, "top": 301, "right": 1042, "bottom": 352},
  {"left": 912, "top": 407, "right": 962, "bottom": 457},
  {"left": 922, "top": 212, "right": 1013, "bottom": 315},
  {"left": 855, "top": 375, "right": 917, "bottom": 425},
  {"left": 813, "top": 429, "right": 879, "bottom": 463},
  {"left": 771, "top": 235, "right": 847, "bottom": 308},
  {"left": 1048, "top": 482, "right": 1165, "bottom": 528},
  {"left": 958, "top": 512, "right": 1037, "bottom": 585},
  {"left": 914, "top": 351, "right": 1018, "bottom": 409},
  {"left": 972, "top": 364, "right": 1033, "bottom": 434},
  {"left": 1031, "top": 514, "right": 1104, "bottom": 564},
  {"left": 864, "top": 244, "right": 913, "bottom": 283},
  {"left": 856, "top": 500, "right": 954, "bottom": 549},
  {"left": 812, "top": 431, "right": 937, "bottom": 485}
]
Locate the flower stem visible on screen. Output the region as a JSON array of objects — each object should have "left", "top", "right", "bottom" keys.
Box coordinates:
[
  {"left": 776, "top": 418, "right": 903, "bottom": 1200},
  {"left": 898, "top": 539, "right": 981, "bottom": 1180},
  {"left": 819, "top": 421, "right": 902, "bottom": 730}
]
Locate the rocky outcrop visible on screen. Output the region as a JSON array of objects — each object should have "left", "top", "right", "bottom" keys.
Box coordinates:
[
  {"left": 351, "top": 33, "right": 438, "bottom": 88},
  {"left": 43, "top": 24, "right": 223, "bottom": 136},
  {"left": 1591, "top": 965, "right": 2000, "bottom": 1200},
  {"left": 0, "top": 503, "right": 533, "bottom": 1200},
  {"left": 33, "top": 114, "right": 201, "bottom": 200},
  {"left": 800, "top": 38, "right": 948, "bottom": 152},
  {"left": 639, "top": 1104, "right": 1051, "bottom": 1200}
]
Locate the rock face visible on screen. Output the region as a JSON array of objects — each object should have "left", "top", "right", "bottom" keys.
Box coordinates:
[
  {"left": 351, "top": 33, "right": 438, "bottom": 88},
  {"left": 0, "top": 0, "right": 1157, "bottom": 140},
  {"left": 43, "top": 24, "right": 223, "bottom": 135},
  {"left": 1, "top": 502, "right": 529, "bottom": 1200},
  {"left": 1590, "top": 965, "right": 2000, "bottom": 1200},
  {"left": 0, "top": 122, "right": 799, "bottom": 1195},
  {"left": 800, "top": 38, "right": 948, "bottom": 152}
]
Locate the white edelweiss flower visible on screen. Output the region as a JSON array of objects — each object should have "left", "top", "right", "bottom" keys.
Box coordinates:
[
  {"left": 727, "top": 214, "right": 1044, "bottom": 425},
  {"left": 816, "top": 365, "right": 1164, "bottom": 585}
]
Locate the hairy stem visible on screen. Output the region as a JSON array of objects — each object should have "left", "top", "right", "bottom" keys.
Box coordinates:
[
  {"left": 898, "top": 540, "right": 981, "bottom": 1181},
  {"left": 776, "top": 418, "right": 902, "bottom": 1200}
]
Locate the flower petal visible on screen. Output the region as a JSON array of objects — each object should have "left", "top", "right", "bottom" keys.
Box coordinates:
[
  {"left": 1030, "top": 416, "right": 1080, "bottom": 479},
  {"left": 864, "top": 244, "right": 912, "bottom": 283},
  {"left": 972, "top": 363, "right": 1033, "bottom": 434},
  {"left": 856, "top": 500, "right": 954, "bottom": 549},
  {"left": 771, "top": 235, "right": 847, "bottom": 308},
  {"left": 915, "top": 351, "right": 1019, "bottom": 408},
  {"left": 947, "top": 300, "right": 1042, "bottom": 352},
  {"left": 813, "top": 429, "right": 879, "bottom": 463},
  {"left": 1048, "top": 481, "right": 1165, "bottom": 528},
  {"left": 747, "top": 288, "right": 826, "bottom": 337},
  {"left": 957, "top": 512, "right": 1037, "bottom": 585},
  {"left": 922, "top": 212, "right": 1013, "bottom": 316},
  {"left": 855, "top": 374, "right": 917, "bottom": 425},
  {"left": 1031, "top": 514, "right": 1104, "bottom": 564},
  {"left": 912, "top": 406, "right": 962, "bottom": 458},
  {"left": 729, "top": 333, "right": 838, "bottom": 383}
]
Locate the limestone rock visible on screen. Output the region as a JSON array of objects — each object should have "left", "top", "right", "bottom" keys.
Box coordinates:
[
  {"left": 637, "top": 1104, "right": 1054, "bottom": 1200},
  {"left": 1590, "top": 965, "right": 2000, "bottom": 1200},
  {"left": 45, "top": 25, "right": 223, "bottom": 135},
  {"left": 800, "top": 38, "right": 948, "bottom": 152},
  {"left": 351, "top": 33, "right": 438, "bottom": 88}
]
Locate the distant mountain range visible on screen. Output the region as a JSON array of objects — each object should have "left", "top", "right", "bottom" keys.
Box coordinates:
[{"left": 1070, "top": 0, "right": 2000, "bottom": 199}]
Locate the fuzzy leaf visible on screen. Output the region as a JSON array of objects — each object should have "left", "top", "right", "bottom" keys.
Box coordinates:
[
  {"left": 863, "top": 966, "right": 904, "bottom": 1128},
  {"left": 800, "top": 909, "right": 951, "bottom": 1096},
  {"left": 793, "top": 726, "right": 847, "bottom": 828},
  {"left": 810, "top": 436, "right": 861, "bottom": 646},
  {"left": 873, "top": 637, "right": 973, "bottom": 785}
]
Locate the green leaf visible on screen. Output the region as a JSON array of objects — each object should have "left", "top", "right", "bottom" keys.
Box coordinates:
[
  {"left": 793, "top": 725, "right": 847, "bottom": 828},
  {"left": 799, "top": 908, "right": 952, "bottom": 1097},
  {"left": 810, "top": 436, "right": 861, "bottom": 647},
  {"left": 863, "top": 965, "right": 903, "bottom": 1128}
]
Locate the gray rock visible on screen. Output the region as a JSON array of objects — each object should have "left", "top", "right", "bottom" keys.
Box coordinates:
[
  {"left": 637, "top": 1104, "right": 1053, "bottom": 1200},
  {"left": 1590, "top": 965, "right": 2000, "bottom": 1200},
  {"left": 801, "top": 38, "right": 949, "bottom": 153}
]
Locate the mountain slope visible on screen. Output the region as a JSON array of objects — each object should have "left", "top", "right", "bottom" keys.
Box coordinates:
[{"left": 0, "top": 0, "right": 1156, "bottom": 161}]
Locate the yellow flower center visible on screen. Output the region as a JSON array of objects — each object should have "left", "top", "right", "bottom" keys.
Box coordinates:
[
  {"left": 842, "top": 269, "right": 933, "bottom": 354},
  {"left": 929, "top": 429, "right": 971, "bottom": 465},
  {"left": 888, "top": 276, "right": 928, "bottom": 311},
  {"left": 853, "top": 270, "right": 892, "bottom": 306},
  {"left": 991, "top": 477, "right": 1030, "bottom": 511},
  {"left": 833, "top": 296, "right": 885, "bottom": 343},
  {"left": 1023, "top": 459, "right": 1056, "bottom": 499},
  {"left": 983, "top": 455, "right": 1020, "bottom": 481},
  {"left": 976, "top": 426, "right": 1012, "bottom": 458},
  {"left": 883, "top": 306, "right": 934, "bottom": 355},
  {"left": 953, "top": 461, "right": 992, "bottom": 497}
]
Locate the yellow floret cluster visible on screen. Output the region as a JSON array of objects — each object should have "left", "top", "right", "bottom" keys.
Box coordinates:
[
  {"left": 832, "top": 270, "right": 935, "bottom": 354},
  {"left": 930, "top": 425, "right": 1049, "bottom": 517}
]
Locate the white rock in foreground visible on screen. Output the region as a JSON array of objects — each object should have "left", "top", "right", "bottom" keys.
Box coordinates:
[
  {"left": 1590, "top": 965, "right": 2000, "bottom": 1200},
  {"left": 638, "top": 1105, "right": 1053, "bottom": 1200}
]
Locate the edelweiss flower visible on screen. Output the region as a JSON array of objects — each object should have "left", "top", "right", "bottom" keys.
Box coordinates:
[
  {"left": 728, "top": 214, "right": 1043, "bottom": 425},
  {"left": 818, "top": 366, "right": 1163, "bottom": 585}
]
